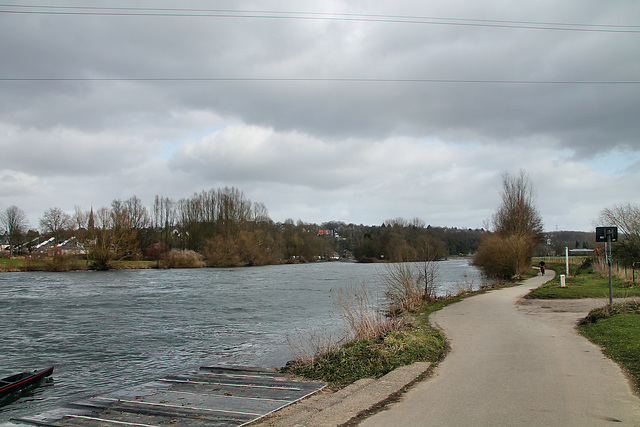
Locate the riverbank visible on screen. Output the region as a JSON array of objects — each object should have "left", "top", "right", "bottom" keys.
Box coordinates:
[
  {"left": 254, "top": 268, "right": 640, "bottom": 426},
  {"left": 281, "top": 272, "right": 525, "bottom": 386},
  {"left": 0, "top": 256, "right": 157, "bottom": 272}
]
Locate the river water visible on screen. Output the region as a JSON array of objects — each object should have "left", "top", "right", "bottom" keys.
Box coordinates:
[{"left": 0, "top": 259, "right": 482, "bottom": 423}]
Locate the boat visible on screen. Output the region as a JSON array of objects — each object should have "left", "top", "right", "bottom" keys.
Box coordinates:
[{"left": 0, "top": 366, "right": 54, "bottom": 400}]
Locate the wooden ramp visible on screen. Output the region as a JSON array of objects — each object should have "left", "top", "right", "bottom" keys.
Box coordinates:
[{"left": 14, "top": 366, "right": 326, "bottom": 427}]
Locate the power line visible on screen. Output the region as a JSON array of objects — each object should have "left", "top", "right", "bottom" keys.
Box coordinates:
[
  {"left": 1, "top": 77, "right": 638, "bottom": 84},
  {"left": 0, "top": 4, "right": 638, "bottom": 33}
]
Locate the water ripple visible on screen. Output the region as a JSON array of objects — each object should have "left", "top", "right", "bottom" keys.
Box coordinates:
[{"left": 0, "top": 260, "right": 480, "bottom": 422}]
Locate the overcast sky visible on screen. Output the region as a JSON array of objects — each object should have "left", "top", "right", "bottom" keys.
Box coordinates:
[{"left": 1, "top": 1, "right": 639, "bottom": 232}]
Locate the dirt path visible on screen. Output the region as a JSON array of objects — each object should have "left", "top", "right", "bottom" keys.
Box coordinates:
[{"left": 360, "top": 272, "right": 640, "bottom": 426}]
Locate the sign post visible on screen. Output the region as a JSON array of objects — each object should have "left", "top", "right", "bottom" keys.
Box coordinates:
[{"left": 596, "top": 227, "right": 618, "bottom": 305}]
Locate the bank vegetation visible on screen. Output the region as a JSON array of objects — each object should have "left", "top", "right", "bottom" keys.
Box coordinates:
[{"left": 1, "top": 187, "right": 484, "bottom": 271}]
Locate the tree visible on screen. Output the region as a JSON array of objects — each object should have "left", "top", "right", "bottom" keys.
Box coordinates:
[
  {"left": 1, "top": 205, "right": 29, "bottom": 255},
  {"left": 152, "top": 195, "right": 176, "bottom": 247},
  {"left": 474, "top": 171, "right": 544, "bottom": 279},
  {"left": 39, "top": 207, "right": 73, "bottom": 243},
  {"left": 492, "top": 170, "right": 544, "bottom": 241},
  {"left": 598, "top": 203, "right": 640, "bottom": 266},
  {"left": 86, "top": 206, "right": 141, "bottom": 270}
]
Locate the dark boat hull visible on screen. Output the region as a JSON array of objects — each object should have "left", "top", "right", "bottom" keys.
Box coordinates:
[{"left": 0, "top": 366, "right": 54, "bottom": 400}]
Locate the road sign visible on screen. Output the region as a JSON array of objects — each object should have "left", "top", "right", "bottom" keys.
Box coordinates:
[
  {"left": 596, "top": 226, "right": 618, "bottom": 305},
  {"left": 596, "top": 226, "right": 618, "bottom": 242}
]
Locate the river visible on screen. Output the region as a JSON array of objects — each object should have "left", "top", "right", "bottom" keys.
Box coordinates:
[{"left": 0, "top": 259, "right": 482, "bottom": 423}]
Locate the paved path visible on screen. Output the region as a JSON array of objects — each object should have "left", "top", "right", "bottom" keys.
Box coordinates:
[{"left": 361, "top": 272, "right": 640, "bottom": 426}]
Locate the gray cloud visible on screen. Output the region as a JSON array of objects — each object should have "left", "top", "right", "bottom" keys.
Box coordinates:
[{"left": 1, "top": 1, "right": 639, "bottom": 230}]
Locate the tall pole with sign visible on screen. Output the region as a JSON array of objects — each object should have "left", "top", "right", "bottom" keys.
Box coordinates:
[{"left": 596, "top": 227, "right": 618, "bottom": 306}]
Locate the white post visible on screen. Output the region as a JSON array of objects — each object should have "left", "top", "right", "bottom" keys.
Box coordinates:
[
  {"left": 560, "top": 274, "right": 566, "bottom": 287},
  {"left": 565, "top": 247, "right": 569, "bottom": 276}
]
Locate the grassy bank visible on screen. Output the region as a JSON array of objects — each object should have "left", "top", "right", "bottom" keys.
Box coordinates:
[
  {"left": 284, "top": 325, "right": 446, "bottom": 385},
  {"left": 578, "top": 302, "right": 640, "bottom": 390},
  {"left": 527, "top": 261, "right": 640, "bottom": 299},
  {"left": 283, "top": 278, "right": 521, "bottom": 386}
]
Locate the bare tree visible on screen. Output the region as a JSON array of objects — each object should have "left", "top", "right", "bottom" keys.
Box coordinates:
[
  {"left": 39, "top": 207, "right": 72, "bottom": 243},
  {"left": 492, "top": 170, "right": 544, "bottom": 242},
  {"left": 474, "top": 170, "right": 544, "bottom": 279},
  {"left": 153, "top": 195, "right": 176, "bottom": 247},
  {"left": 86, "top": 206, "right": 141, "bottom": 270},
  {"left": 252, "top": 202, "right": 271, "bottom": 223},
  {"left": 1, "top": 205, "right": 29, "bottom": 255},
  {"left": 598, "top": 203, "right": 640, "bottom": 240},
  {"left": 73, "top": 205, "right": 90, "bottom": 230},
  {"left": 598, "top": 203, "right": 640, "bottom": 265}
]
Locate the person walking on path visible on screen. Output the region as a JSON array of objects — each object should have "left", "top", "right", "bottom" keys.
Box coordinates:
[{"left": 361, "top": 272, "right": 640, "bottom": 426}]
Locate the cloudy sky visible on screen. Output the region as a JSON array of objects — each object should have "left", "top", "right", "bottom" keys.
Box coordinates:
[{"left": 1, "top": 1, "right": 639, "bottom": 232}]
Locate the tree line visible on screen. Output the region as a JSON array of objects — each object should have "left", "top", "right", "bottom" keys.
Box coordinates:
[
  {"left": 4, "top": 178, "right": 637, "bottom": 275},
  {"left": 0, "top": 187, "right": 485, "bottom": 270}
]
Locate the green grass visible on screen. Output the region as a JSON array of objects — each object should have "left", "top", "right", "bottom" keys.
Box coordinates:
[
  {"left": 527, "top": 262, "right": 640, "bottom": 299},
  {"left": 284, "top": 327, "right": 445, "bottom": 385},
  {"left": 578, "top": 301, "right": 640, "bottom": 390},
  {"left": 283, "top": 279, "right": 523, "bottom": 385}
]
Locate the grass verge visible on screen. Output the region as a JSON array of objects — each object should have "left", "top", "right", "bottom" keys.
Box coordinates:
[
  {"left": 527, "top": 261, "right": 640, "bottom": 299},
  {"left": 530, "top": 261, "right": 640, "bottom": 391},
  {"left": 578, "top": 301, "right": 640, "bottom": 391}
]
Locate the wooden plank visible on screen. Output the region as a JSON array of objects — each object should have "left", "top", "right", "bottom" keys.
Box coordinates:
[
  {"left": 199, "top": 366, "right": 287, "bottom": 376},
  {"left": 14, "top": 366, "right": 326, "bottom": 427},
  {"left": 162, "top": 380, "right": 318, "bottom": 400},
  {"left": 106, "top": 390, "right": 288, "bottom": 415},
  {"left": 162, "top": 372, "right": 321, "bottom": 391}
]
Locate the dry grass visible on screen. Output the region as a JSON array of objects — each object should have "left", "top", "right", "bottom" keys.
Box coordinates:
[
  {"left": 287, "top": 281, "right": 408, "bottom": 366},
  {"left": 162, "top": 249, "right": 206, "bottom": 268},
  {"left": 286, "top": 328, "right": 340, "bottom": 365},
  {"left": 336, "top": 281, "right": 408, "bottom": 342},
  {"left": 593, "top": 256, "right": 639, "bottom": 282},
  {"left": 382, "top": 262, "right": 439, "bottom": 315}
]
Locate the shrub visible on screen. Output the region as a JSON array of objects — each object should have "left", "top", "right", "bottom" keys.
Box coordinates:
[
  {"left": 162, "top": 249, "right": 205, "bottom": 268},
  {"left": 473, "top": 233, "right": 535, "bottom": 280},
  {"left": 579, "top": 301, "right": 640, "bottom": 325},
  {"left": 202, "top": 235, "right": 242, "bottom": 267},
  {"left": 382, "top": 262, "right": 439, "bottom": 315},
  {"left": 286, "top": 281, "right": 408, "bottom": 374}
]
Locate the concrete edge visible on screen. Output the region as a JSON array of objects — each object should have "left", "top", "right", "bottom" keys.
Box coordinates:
[{"left": 249, "top": 361, "right": 432, "bottom": 427}]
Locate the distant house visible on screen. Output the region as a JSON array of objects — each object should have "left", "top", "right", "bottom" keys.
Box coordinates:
[
  {"left": 0, "top": 233, "right": 9, "bottom": 251},
  {"left": 33, "top": 237, "right": 56, "bottom": 253},
  {"left": 568, "top": 248, "right": 595, "bottom": 256},
  {"left": 28, "top": 236, "right": 85, "bottom": 256},
  {"left": 48, "top": 237, "right": 85, "bottom": 256},
  {"left": 316, "top": 229, "right": 340, "bottom": 239}
]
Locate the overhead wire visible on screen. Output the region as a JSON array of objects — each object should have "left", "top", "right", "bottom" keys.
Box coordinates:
[
  {"left": 1, "top": 77, "right": 638, "bottom": 84},
  {"left": 0, "top": 4, "right": 637, "bottom": 84},
  {"left": 0, "top": 3, "right": 638, "bottom": 33}
]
